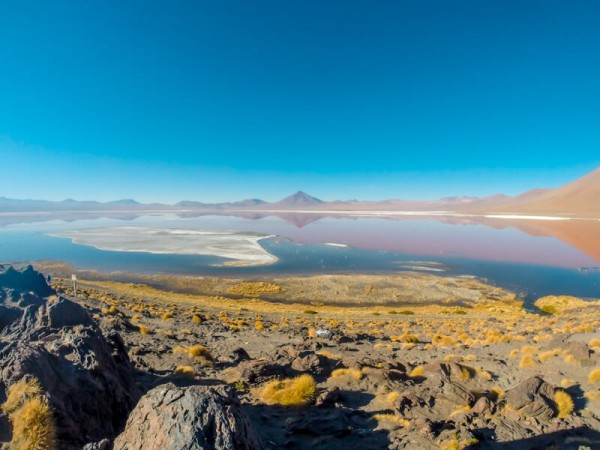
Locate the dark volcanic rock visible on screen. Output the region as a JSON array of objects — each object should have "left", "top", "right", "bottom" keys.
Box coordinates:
[
  {"left": 113, "top": 382, "right": 262, "bottom": 450},
  {"left": 0, "top": 265, "right": 140, "bottom": 449}
]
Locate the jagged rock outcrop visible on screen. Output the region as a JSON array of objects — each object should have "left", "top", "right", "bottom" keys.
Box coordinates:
[
  {"left": 0, "top": 264, "right": 140, "bottom": 449},
  {"left": 113, "top": 382, "right": 263, "bottom": 450},
  {"left": 504, "top": 376, "right": 557, "bottom": 419}
]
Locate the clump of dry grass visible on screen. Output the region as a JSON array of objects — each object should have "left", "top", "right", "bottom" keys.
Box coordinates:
[
  {"left": 553, "top": 390, "right": 574, "bottom": 418},
  {"left": 330, "top": 368, "right": 363, "bottom": 380},
  {"left": 174, "top": 344, "right": 214, "bottom": 365},
  {"left": 259, "top": 374, "right": 316, "bottom": 406},
  {"left": 174, "top": 366, "right": 195, "bottom": 378},
  {"left": 519, "top": 354, "right": 536, "bottom": 369},
  {"left": 1, "top": 378, "right": 56, "bottom": 450},
  {"left": 589, "top": 368, "right": 600, "bottom": 384},
  {"left": 373, "top": 413, "right": 410, "bottom": 428},
  {"left": 137, "top": 325, "right": 152, "bottom": 335},
  {"left": 228, "top": 281, "right": 282, "bottom": 297},
  {"left": 316, "top": 350, "right": 341, "bottom": 360},
  {"left": 409, "top": 365, "right": 424, "bottom": 378}
]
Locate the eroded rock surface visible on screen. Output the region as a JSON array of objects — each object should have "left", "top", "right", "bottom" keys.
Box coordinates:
[
  {"left": 113, "top": 382, "right": 262, "bottom": 450},
  {"left": 0, "top": 265, "right": 140, "bottom": 449}
]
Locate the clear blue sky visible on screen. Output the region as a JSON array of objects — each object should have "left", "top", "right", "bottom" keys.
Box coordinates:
[{"left": 1, "top": 1, "right": 599, "bottom": 202}]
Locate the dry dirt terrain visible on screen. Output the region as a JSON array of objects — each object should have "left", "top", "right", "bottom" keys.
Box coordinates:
[{"left": 27, "top": 263, "right": 600, "bottom": 449}]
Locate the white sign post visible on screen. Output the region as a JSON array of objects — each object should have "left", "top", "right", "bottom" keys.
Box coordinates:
[{"left": 71, "top": 274, "right": 77, "bottom": 298}]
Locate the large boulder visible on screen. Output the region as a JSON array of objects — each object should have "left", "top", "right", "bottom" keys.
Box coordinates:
[
  {"left": 504, "top": 376, "right": 556, "bottom": 419},
  {"left": 113, "top": 382, "right": 263, "bottom": 450},
  {"left": 0, "top": 265, "right": 140, "bottom": 449}
]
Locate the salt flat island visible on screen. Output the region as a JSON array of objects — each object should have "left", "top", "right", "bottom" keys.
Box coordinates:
[{"left": 52, "top": 227, "right": 278, "bottom": 267}]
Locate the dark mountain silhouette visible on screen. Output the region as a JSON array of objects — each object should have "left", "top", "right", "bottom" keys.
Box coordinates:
[{"left": 273, "top": 191, "right": 324, "bottom": 207}]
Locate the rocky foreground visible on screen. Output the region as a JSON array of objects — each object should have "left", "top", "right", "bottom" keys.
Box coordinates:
[{"left": 1, "top": 265, "right": 600, "bottom": 449}]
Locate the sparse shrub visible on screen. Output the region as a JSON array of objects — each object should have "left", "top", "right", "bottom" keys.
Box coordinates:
[
  {"left": 316, "top": 350, "right": 341, "bottom": 360},
  {"left": 161, "top": 312, "right": 173, "bottom": 320},
  {"left": 2, "top": 378, "right": 56, "bottom": 450},
  {"left": 386, "top": 391, "right": 400, "bottom": 404},
  {"left": 564, "top": 354, "right": 578, "bottom": 365},
  {"left": 330, "top": 368, "right": 363, "bottom": 380},
  {"left": 457, "top": 366, "right": 472, "bottom": 382},
  {"left": 554, "top": 390, "right": 574, "bottom": 418},
  {"left": 519, "top": 354, "right": 536, "bottom": 369},
  {"left": 539, "top": 349, "right": 560, "bottom": 362},
  {"left": 259, "top": 374, "right": 316, "bottom": 406},
  {"left": 174, "top": 344, "right": 214, "bottom": 365},
  {"left": 138, "top": 325, "right": 152, "bottom": 335},
  {"left": 398, "top": 310, "right": 414, "bottom": 315},
  {"left": 174, "top": 366, "right": 195, "bottom": 378},
  {"left": 588, "top": 368, "right": 600, "bottom": 384},
  {"left": 449, "top": 405, "right": 471, "bottom": 417},
  {"left": 255, "top": 320, "right": 265, "bottom": 331},
  {"left": 490, "top": 386, "right": 504, "bottom": 401},
  {"left": 409, "top": 365, "right": 424, "bottom": 378},
  {"left": 303, "top": 309, "right": 318, "bottom": 315},
  {"left": 560, "top": 378, "right": 575, "bottom": 388},
  {"left": 308, "top": 327, "right": 316, "bottom": 338},
  {"left": 589, "top": 338, "right": 600, "bottom": 348},
  {"left": 476, "top": 369, "right": 493, "bottom": 381},
  {"left": 373, "top": 413, "right": 410, "bottom": 427},
  {"left": 192, "top": 315, "right": 202, "bottom": 324},
  {"left": 234, "top": 380, "right": 247, "bottom": 392}
]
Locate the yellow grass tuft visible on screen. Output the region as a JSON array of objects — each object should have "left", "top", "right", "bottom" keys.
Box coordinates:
[
  {"left": 316, "top": 350, "right": 341, "bottom": 360},
  {"left": 386, "top": 391, "right": 400, "bottom": 405},
  {"left": 490, "top": 386, "right": 505, "bottom": 401},
  {"left": 539, "top": 349, "right": 560, "bottom": 362},
  {"left": 521, "top": 345, "right": 537, "bottom": 354},
  {"left": 2, "top": 379, "right": 41, "bottom": 414},
  {"left": 449, "top": 405, "right": 471, "bottom": 417},
  {"left": 255, "top": 320, "right": 265, "bottom": 331},
  {"left": 259, "top": 374, "right": 316, "bottom": 406},
  {"left": 519, "top": 354, "right": 536, "bottom": 369},
  {"left": 409, "top": 365, "right": 424, "bottom": 378},
  {"left": 192, "top": 315, "right": 202, "bottom": 324},
  {"left": 564, "top": 354, "right": 578, "bottom": 365},
  {"left": 373, "top": 413, "right": 410, "bottom": 428},
  {"left": 330, "top": 368, "right": 363, "bottom": 380},
  {"left": 174, "top": 344, "right": 214, "bottom": 365},
  {"left": 560, "top": 378, "right": 575, "bottom": 389},
  {"left": 137, "top": 325, "right": 152, "bottom": 335},
  {"left": 589, "top": 338, "right": 600, "bottom": 348},
  {"left": 588, "top": 368, "right": 600, "bottom": 384},
  {"left": 476, "top": 369, "right": 493, "bottom": 381},
  {"left": 553, "top": 390, "right": 574, "bottom": 418},
  {"left": 174, "top": 366, "right": 195, "bottom": 377},
  {"left": 2, "top": 379, "right": 56, "bottom": 450}
]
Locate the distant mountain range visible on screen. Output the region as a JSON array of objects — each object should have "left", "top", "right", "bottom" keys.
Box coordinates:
[{"left": 1, "top": 168, "right": 599, "bottom": 217}]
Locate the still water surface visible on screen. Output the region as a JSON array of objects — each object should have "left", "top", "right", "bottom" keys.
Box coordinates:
[{"left": 1, "top": 213, "right": 599, "bottom": 301}]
